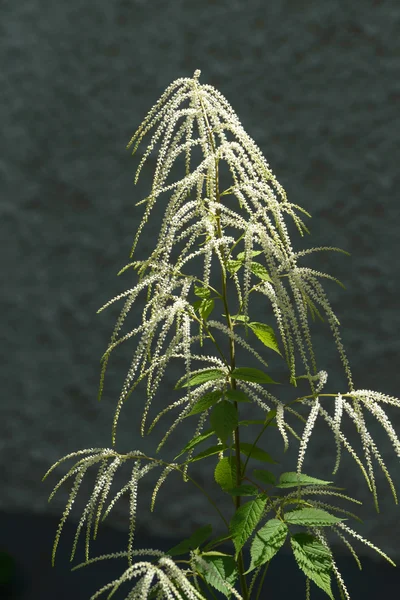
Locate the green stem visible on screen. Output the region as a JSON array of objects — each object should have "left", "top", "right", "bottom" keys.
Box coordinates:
[
  {"left": 288, "top": 392, "right": 353, "bottom": 407},
  {"left": 240, "top": 412, "right": 277, "bottom": 478},
  {"left": 199, "top": 94, "right": 250, "bottom": 600},
  {"left": 187, "top": 308, "right": 230, "bottom": 370},
  {"left": 255, "top": 560, "right": 270, "bottom": 600}
]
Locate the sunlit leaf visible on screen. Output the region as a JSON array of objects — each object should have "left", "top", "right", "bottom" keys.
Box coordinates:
[
  {"left": 191, "top": 444, "right": 227, "bottom": 462},
  {"left": 174, "top": 429, "right": 215, "bottom": 460},
  {"left": 194, "top": 285, "right": 211, "bottom": 298},
  {"left": 195, "top": 554, "right": 239, "bottom": 599},
  {"left": 230, "top": 497, "right": 267, "bottom": 558},
  {"left": 199, "top": 298, "right": 214, "bottom": 320},
  {"left": 215, "top": 456, "right": 241, "bottom": 491},
  {"left": 290, "top": 532, "right": 334, "bottom": 600},
  {"left": 250, "top": 262, "right": 272, "bottom": 281},
  {"left": 230, "top": 367, "right": 280, "bottom": 385},
  {"left": 244, "top": 519, "right": 288, "bottom": 574},
  {"left": 284, "top": 508, "right": 345, "bottom": 527},
  {"left": 184, "top": 391, "right": 223, "bottom": 417},
  {"left": 175, "top": 369, "right": 225, "bottom": 389},
  {"left": 276, "top": 472, "right": 333, "bottom": 489},
  {"left": 248, "top": 322, "right": 282, "bottom": 356}
]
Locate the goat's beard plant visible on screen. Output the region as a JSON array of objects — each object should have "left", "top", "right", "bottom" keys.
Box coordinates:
[{"left": 43, "top": 69, "right": 400, "bottom": 600}]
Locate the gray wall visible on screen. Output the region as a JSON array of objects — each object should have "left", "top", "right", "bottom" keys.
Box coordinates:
[{"left": 2, "top": 0, "right": 400, "bottom": 565}]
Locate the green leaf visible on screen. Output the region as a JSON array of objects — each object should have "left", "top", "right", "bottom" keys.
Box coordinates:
[
  {"left": 166, "top": 524, "right": 212, "bottom": 557},
  {"left": 244, "top": 519, "right": 288, "bottom": 574},
  {"left": 191, "top": 444, "right": 227, "bottom": 462},
  {"left": 237, "top": 250, "right": 262, "bottom": 260},
  {"left": 215, "top": 456, "right": 240, "bottom": 492},
  {"left": 276, "top": 472, "right": 334, "bottom": 489},
  {"left": 200, "top": 551, "right": 232, "bottom": 557},
  {"left": 230, "top": 367, "right": 280, "bottom": 385},
  {"left": 230, "top": 497, "right": 267, "bottom": 558},
  {"left": 264, "top": 409, "right": 277, "bottom": 423},
  {"left": 203, "top": 533, "right": 234, "bottom": 552},
  {"left": 290, "top": 532, "right": 334, "bottom": 600},
  {"left": 239, "top": 443, "right": 278, "bottom": 464},
  {"left": 175, "top": 369, "right": 225, "bottom": 389},
  {"left": 188, "top": 524, "right": 213, "bottom": 549},
  {"left": 185, "top": 391, "right": 223, "bottom": 417},
  {"left": 284, "top": 508, "right": 345, "bottom": 527},
  {"left": 225, "top": 389, "right": 251, "bottom": 403},
  {"left": 165, "top": 536, "right": 197, "bottom": 558},
  {"left": 230, "top": 314, "right": 250, "bottom": 323},
  {"left": 252, "top": 469, "right": 276, "bottom": 486},
  {"left": 226, "top": 259, "right": 243, "bottom": 274},
  {"left": 199, "top": 298, "right": 214, "bottom": 320},
  {"left": 194, "top": 285, "right": 211, "bottom": 298},
  {"left": 238, "top": 419, "right": 273, "bottom": 427},
  {"left": 248, "top": 322, "right": 282, "bottom": 356},
  {"left": 210, "top": 401, "right": 238, "bottom": 445},
  {"left": 191, "top": 299, "right": 203, "bottom": 311},
  {"left": 250, "top": 262, "right": 272, "bottom": 281},
  {"left": 173, "top": 429, "right": 215, "bottom": 460},
  {"left": 225, "top": 485, "right": 258, "bottom": 496},
  {"left": 195, "top": 554, "right": 239, "bottom": 599}
]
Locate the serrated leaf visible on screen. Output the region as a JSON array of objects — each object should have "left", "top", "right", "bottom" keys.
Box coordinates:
[
  {"left": 237, "top": 250, "right": 262, "bottom": 264},
  {"left": 194, "top": 285, "right": 211, "bottom": 298},
  {"left": 230, "top": 367, "right": 280, "bottom": 385},
  {"left": 210, "top": 400, "right": 238, "bottom": 444},
  {"left": 230, "top": 497, "right": 267, "bottom": 558},
  {"left": 225, "top": 389, "right": 251, "bottom": 403},
  {"left": 244, "top": 519, "right": 288, "bottom": 574},
  {"left": 284, "top": 508, "right": 345, "bottom": 527},
  {"left": 173, "top": 428, "right": 214, "bottom": 460},
  {"left": 185, "top": 391, "right": 223, "bottom": 417},
  {"left": 195, "top": 554, "right": 239, "bottom": 599},
  {"left": 191, "top": 299, "right": 202, "bottom": 311},
  {"left": 214, "top": 456, "right": 238, "bottom": 491},
  {"left": 176, "top": 368, "right": 225, "bottom": 389},
  {"left": 199, "top": 297, "right": 214, "bottom": 320},
  {"left": 252, "top": 469, "right": 276, "bottom": 486},
  {"left": 225, "top": 485, "right": 258, "bottom": 496},
  {"left": 191, "top": 444, "right": 227, "bottom": 462},
  {"left": 250, "top": 262, "right": 272, "bottom": 281},
  {"left": 290, "top": 532, "right": 334, "bottom": 600},
  {"left": 276, "top": 472, "right": 333, "bottom": 489},
  {"left": 226, "top": 259, "right": 243, "bottom": 274},
  {"left": 239, "top": 442, "right": 278, "bottom": 464},
  {"left": 237, "top": 250, "right": 262, "bottom": 260},
  {"left": 248, "top": 322, "right": 282, "bottom": 356}
]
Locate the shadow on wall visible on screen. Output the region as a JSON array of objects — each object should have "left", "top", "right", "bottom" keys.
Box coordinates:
[{"left": 0, "top": 510, "right": 399, "bottom": 599}]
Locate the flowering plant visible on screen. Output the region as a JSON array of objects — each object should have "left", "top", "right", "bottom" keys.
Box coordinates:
[{"left": 43, "top": 70, "right": 400, "bottom": 600}]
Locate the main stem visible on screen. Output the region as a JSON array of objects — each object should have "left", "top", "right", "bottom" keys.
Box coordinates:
[{"left": 201, "top": 103, "right": 250, "bottom": 600}]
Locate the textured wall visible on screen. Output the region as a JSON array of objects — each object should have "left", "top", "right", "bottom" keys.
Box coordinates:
[{"left": 2, "top": 0, "right": 400, "bottom": 565}]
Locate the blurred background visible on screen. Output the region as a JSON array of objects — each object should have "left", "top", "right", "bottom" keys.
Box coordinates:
[{"left": 1, "top": 0, "right": 399, "bottom": 598}]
